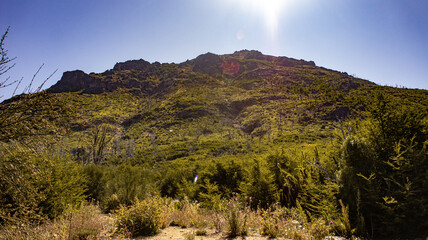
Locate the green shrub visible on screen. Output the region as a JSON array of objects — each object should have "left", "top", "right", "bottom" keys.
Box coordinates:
[
  {"left": 103, "top": 194, "right": 121, "bottom": 213},
  {"left": 239, "top": 159, "right": 279, "bottom": 209},
  {"left": 116, "top": 196, "right": 162, "bottom": 237},
  {"left": 0, "top": 143, "right": 50, "bottom": 224},
  {"left": 103, "top": 163, "right": 153, "bottom": 207},
  {"left": 198, "top": 179, "right": 224, "bottom": 210},
  {"left": 195, "top": 229, "right": 207, "bottom": 236},
  {"left": 0, "top": 143, "right": 86, "bottom": 223},
  {"left": 225, "top": 194, "right": 248, "bottom": 237},
  {"left": 43, "top": 158, "right": 87, "bottom": 218},
  {"left": 338, "top": 93, "right": 428, "bottom": 238},
  {"left": 82, "top": 164, "right": 105, "bottom": 202}
]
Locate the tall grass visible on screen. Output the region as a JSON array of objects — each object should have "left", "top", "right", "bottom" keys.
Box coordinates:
[
  {"left": 1, "top": 196, "right": 349, "bottom": 239},
  {"left": 0, "top": 203, "right": 116, "bottom": 240}
]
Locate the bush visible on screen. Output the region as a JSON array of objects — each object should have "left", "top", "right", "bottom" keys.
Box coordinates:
[
  {"left": 116, "top": 196, "right": 162, "bottom": 237},
  {"left": 64, "top": 204, "right": 105, "bottom": 240},
  {"left": 225, "top": 194, "right": 249, "bottom": 237},
  {"left": 239, "top": 159, "right": 279, "bottom": 209},
  {"left": 0, "top": 203, "right": 115, "bottom": 240},
  {"left": 103, "top": 193, "right": 121, "bottom": 213},
  {"left": 82, "top": 164, "right": 105, "bottom": 202},
  {"left": 102, "top": 163, "right": 153, "bottom": 207},
  {"left": 0, "top": 142, "right": 86, "bottom": 224},
  {"left": 167, "top": 197, "right": 201, "bottom": 228},
  {"left": 338, "top": 94, "right": 428, "bottom": 238}
]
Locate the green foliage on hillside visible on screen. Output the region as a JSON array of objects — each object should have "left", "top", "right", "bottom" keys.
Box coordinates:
[
  {"left": 338, "top": 92, "right": 428, "bottom": 238},
  {"left": 0, "top": 142, "right": 86, "bottom": 224},
  {"left": 1, "top": 50, "right": 427, "bottom": 238}
]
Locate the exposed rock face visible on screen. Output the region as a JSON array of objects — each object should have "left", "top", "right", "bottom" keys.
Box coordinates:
[
  {"left": 232, "top": 50, "right": 266, "bottom": 60},
  {"left": 232, "top": 50, "right": 315, "bottom": 67},
  {"left": 192, "top": 52, "right": 223, "bottom": 76},
  {"left": 48, "top": 70, "right": 105, "bottom": 94},
  {"left": 275, "top": 57, "right": 316, "bottom": 67},
  {"left": 113, "top": 59, "right": 151, "bottom": 71},
  {"left": 46, "top": 50, "right": 367, "bottom": 95}
]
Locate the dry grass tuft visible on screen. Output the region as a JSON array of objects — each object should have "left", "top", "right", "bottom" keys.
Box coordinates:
[{"left": 0, "top": 203, "right": 118, "bottom": 240}]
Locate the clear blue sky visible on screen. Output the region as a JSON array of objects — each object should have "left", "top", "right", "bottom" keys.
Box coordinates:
[{"left": 1, "top": 0, "right": 427, "bottom": 99}]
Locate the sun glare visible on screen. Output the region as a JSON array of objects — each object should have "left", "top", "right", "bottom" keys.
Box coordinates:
[{"left": 240, "top": 0, "right": 287, "bottom": 38}]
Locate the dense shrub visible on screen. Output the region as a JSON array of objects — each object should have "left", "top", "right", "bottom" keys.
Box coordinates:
[
  {"left": 102, "top": 163, "right": 153, "bottom": 207},
  {"left": 239, "top": 159, "right": 279, "bottom": 209},
  {"left": 116, "top": 196, "right": 163, "bottom": 237},
  {"left": 0, "top": 143, "right": 86, "bottom": 224},
  {"left": 82, "top": 164, "right": 105, "bottom": 202},
  {"left": 338, "top": 93, "right": 428, "bottom": 238}
]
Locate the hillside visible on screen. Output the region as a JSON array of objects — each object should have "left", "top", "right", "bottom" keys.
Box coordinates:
[
  {"left": 1, "top": 50, "right": 427, "bottom": 239},
  {"left": 42, "top": 50, "right": 424, "bottom": 163}
]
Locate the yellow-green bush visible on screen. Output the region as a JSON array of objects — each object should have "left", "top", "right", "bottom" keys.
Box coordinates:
[
  {"left": 0, "top": 142, "right": 86, "bottom": 224},
  {"left": 116, "top": 196, "right": 163, "bottom": 237}
]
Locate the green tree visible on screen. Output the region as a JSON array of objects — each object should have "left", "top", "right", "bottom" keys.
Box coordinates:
[
  {"left": 338, "top": 92, "right": 428, "bottom": 238},
  {"left": 240, "top": 159, "right": 279, "bottom": 209},
  {"left": 0, "top": 143, "right": 86, "bottom": 223}
]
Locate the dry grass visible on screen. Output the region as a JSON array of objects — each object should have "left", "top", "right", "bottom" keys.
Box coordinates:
[
  {"left": 165, "top": 199, "right": 211, "bottom": 229},
  {"left": 0, "top": 198, "right": 341, "bottom": 240},
  {"left": 0, "top": 203, "right": 122, "bottom": 240}
]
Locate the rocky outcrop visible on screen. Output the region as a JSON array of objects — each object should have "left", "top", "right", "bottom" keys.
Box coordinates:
[
  {"left": 275, "top": 57, "right": 315, "bottom": 67},
  {"left": 232, "top": 50, "right": 266, "bottom": 60},
  {"left": 48, "top": 70, "right": 106, "bottom": 94},
  {"left": 113, "top": 59, "right": 151, "bottom": 71},
  {"left": 192, "top": 53, "right": 223, "bottom": 76},
  {"left": 46, "top": 50, "right": 369, "bottom": 96}
]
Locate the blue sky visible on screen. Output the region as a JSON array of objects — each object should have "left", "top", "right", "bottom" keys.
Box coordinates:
[{"left": 1, "top": 0, "right": 427, "bottom": 99}]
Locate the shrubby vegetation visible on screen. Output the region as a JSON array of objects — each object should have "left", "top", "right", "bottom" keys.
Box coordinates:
[
  {"left": 1, "top": 29, "right": 427, "bottom": 238},
  {"left": 1, "top": 90, "right": 426, "bottom": 239},
  {"left": 338, "top": 93, "right": 427, "bottom": 238}
]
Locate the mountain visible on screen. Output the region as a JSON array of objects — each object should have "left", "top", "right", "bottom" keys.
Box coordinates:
[
  {"left": 2, "top": 50, "right": 428, "bottom": 238},
  {"left": 49, "top": 50, "right": 369, "bottom": 95},
  {"left": 37, "top": 50, "right": 426, "bottom": 163}
]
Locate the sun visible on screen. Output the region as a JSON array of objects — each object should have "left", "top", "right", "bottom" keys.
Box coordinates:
[{"left": 236, "top": 0, "right": 288, "bottom": 38}]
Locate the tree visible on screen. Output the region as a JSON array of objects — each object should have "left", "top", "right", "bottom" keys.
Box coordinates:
[
  {"left": 338, "top": 92, "right": 428, "bottom": 238},
  {"left": 0, "top": 27, "right": 17, "bottom": 94},
  {"left": 0, "top": 27, "right": 63, "bottom": 143},
  {"left": 0, "top": 28, "right": 83, "bottom": 225}
]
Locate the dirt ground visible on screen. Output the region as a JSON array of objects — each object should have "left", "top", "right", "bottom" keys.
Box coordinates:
[
  {"left": 135, "top": 227, "right": 348, "bottom": 240},
  {"left": 136, "top": 226, "right": 273, "bottom": 240}
]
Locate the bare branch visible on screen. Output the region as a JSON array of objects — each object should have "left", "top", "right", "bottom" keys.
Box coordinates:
[
  {"left": 24, "top": 64, "right": 44, "bottom": 94},
  {"left": 12, "top": 77, "right": 23, "bottom": 96},
  {"left": 36, "top": 68, "right": 57, "bottom": 92},
  {"left": 307, "top": 158, "right": 336, "bottom": 182}
]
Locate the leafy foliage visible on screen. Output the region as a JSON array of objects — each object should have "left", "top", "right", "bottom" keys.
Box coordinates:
[
  {"left": 0, "top": 143, "right": 86, "bottom": 224},
  {"left": 1, "top": 49, "right": 427, "bottom": 239},
  {"left": 338, "top": 92, "right": 428, "bottom": 238},
  {"left": 116, "top": 196, "right": 163, "bottom": 237}
]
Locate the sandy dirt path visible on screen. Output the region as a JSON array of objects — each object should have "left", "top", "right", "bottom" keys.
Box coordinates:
[{"left": 136, "top": 226, "right": 273, "bottom": 240}]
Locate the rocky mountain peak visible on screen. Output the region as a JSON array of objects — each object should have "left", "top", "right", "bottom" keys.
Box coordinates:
[
  {"left": 113, "top": 59, "right": 151, "bottom": 71},
  {"left": 232, "top": 50, "right": 266, "bottom": 60},
  {"left": 192, "top": 52, "right": 223, "bottom": 76},
  {"left": 48, "top": 70, "right": 104, "bottom": 94}
]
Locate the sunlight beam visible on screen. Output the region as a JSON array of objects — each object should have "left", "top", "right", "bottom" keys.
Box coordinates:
[{"left": 239, "top": 0, "right": 288, "bottom": 39}]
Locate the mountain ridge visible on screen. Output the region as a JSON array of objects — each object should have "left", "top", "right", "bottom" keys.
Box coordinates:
[{"left": 48, "top": 50, "right": 370, "bottom": 95}]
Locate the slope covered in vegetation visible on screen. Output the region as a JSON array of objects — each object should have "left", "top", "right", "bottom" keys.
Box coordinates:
[{"left": 1, "top": 50, "right": 427, "bottom": 239}]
